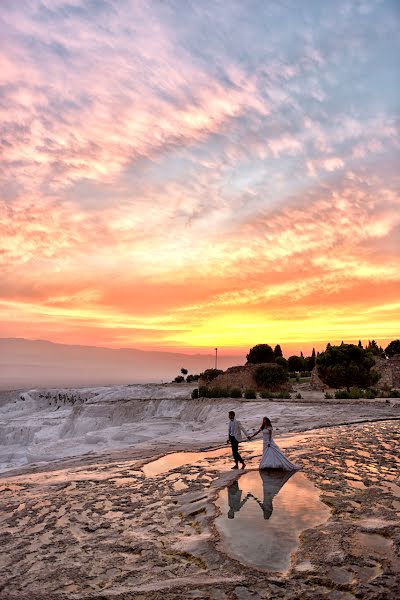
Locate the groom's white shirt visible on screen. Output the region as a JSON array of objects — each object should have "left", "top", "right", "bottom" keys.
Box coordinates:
[{"left": 228, "top": 419, "right": 249, "bottom": 442}]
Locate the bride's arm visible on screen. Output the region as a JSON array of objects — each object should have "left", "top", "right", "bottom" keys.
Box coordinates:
[{"left": 248, "top": 427, "right": 261, "bottom": 439}]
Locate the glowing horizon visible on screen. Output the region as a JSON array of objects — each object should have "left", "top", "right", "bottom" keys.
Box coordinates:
[{"left": 1, "top": 1, "right": 399, "bottom": 355}]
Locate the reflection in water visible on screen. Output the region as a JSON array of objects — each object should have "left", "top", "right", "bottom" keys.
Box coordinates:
[
  {"left": 257, "top": 470, "right": 294, "bottom": 519},
  {"left": 216, "top": 471, "right": 330, "bottom": 573},
  {"left": 227, "top": 481, "right": 249, "bottom": 519}
]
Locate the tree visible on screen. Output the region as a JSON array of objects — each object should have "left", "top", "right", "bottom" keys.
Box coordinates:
[
  {"left": 200, "top": 368, "right": 223, "bottom": 383},
  {"left": 174, "top": 375, "right": 185, "bottom": 383},
  {"left": 385, "top": 339, "right": 400, "bottom": 358},
  {"left": 275, "top": 356, "right": 288, "bottom": 370},
  {"left": 186, "top": 374, "right": 199, "bottom": 383},
  {"left": 358, "top": 340, "right": 363, "bottom": 348},
  {"left": 273, "top": 344, "right": 283, "bottom": 359},
  {"left": 367, "top": 340, "right": 380, "bottom": 355},
  {"left": 246, "top": 344, "right": 274, "bottom": 364},
  {"left": 181, "top": 368, "right": 188, "bottom": 375},
  {"left": 287, "top": 355, "right": 305, "bottom": 372},
  {"left": 316, "top": 343, "right": 380, "bottom": 392},
  {"left": 254, "top": 364, "right": 289, "bottom": 388},
  {"left": 306, "top": 349, "right": 316, "bottom": 371}
]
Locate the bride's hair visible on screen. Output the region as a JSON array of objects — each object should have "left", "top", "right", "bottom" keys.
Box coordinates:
[{"left": 261, "top": 416, "right": 272, "bottom": 429}]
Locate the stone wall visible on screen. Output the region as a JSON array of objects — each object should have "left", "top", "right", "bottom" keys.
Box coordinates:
[
  {"left": 374, "top": 355, "right": 400, "bottom": 390},
  {"left": 199, "top": 363, "right": 292, "bottom": 392}
]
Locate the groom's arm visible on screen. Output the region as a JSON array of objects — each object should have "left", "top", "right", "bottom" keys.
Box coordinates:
[{"left": 237, "top": 420, "right": 249, "bottom": 438}]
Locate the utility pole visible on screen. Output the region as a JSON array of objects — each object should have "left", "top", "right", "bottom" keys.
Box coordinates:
[{"left": 215, "top": 347, "right": 218, "bottom": 369}]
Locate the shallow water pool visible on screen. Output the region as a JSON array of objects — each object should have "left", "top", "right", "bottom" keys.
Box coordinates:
[{"left": 215, "top": 470, "right": 330, "bottom": 573}]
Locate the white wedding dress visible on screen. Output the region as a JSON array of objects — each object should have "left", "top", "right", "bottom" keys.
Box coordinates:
[{"left": 259, "top": 427, "right": 299, "bottom": 471}]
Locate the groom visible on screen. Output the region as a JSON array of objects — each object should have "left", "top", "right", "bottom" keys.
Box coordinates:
[{"left": 227, "top": 410, "right": 249, "bottom": 469}]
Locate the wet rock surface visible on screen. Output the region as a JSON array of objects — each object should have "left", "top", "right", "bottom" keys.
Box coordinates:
[{"left": 0, "top": 420, "right": 399, "bottom": 599}]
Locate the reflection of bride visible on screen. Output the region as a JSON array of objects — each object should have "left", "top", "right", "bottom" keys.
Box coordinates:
[
  {"left": 251, "top": 469, "right": 295, "bottom": 519},
  {"left": 249, "top": 417, "right": 299, "bottom": 471}
]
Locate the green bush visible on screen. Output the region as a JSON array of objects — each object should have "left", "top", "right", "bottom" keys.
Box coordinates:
[
  {"left": 388, "top": 389, "right": 400, "bottom": 398},
  {"left": 349, "top": 387, "right": 362, "bottom": 399},
  {"left": 209, "top": 387, "right": 230, "bottom": 398},
  {"left": 324, "top": 392, "right": 333, "bottom": 399},
  {"left": 244, "top": 389, "right": 257, "bottom": 399},
  {"left": 230, "top": 388, "right": 242, "bottom": 398},
  {"left": 198, "top": 386, "right": 209, "bottom": 398},
  {"left": 254, "top": 364, "right": 289, "bottom": 387},
  {"left": 260, "top": 390, "right": 275, "bottom": 399},
  {"left": 277, "top": 391, "right": 291, "bottom": 399},
  {"left": 335, "top": 390, "right": 350, "bottom": 399},
  {"left": 364, "top": 388, "right": 376, "bottom": 399},
  {"left": 191, "top": 388, "right": 199, "bottom": 399}
]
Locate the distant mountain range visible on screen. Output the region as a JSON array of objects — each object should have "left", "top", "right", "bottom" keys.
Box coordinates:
[{"left": 0, "top": 338, "right": 245, "bottom": 390}]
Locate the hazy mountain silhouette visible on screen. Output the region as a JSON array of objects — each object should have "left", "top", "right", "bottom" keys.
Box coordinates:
[{"left": 0, "top": 338, "right": 245, "bottom": 390}]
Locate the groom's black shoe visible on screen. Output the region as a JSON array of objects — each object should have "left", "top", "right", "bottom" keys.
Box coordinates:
[{"left": 241, "top": 462, "right": 246, "bottom": 469}]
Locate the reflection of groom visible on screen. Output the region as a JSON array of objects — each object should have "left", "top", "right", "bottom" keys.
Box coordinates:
[
  {"left": 227, "top": 481, "right": 249, "bottom": 518},
  {"left": 227, "top": 410, "right": 249, "bottom": 469}
]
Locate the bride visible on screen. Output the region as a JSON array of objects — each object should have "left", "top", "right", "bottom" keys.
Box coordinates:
[{"left": 249, "top": 417, "right": 299, "bottom": 471}]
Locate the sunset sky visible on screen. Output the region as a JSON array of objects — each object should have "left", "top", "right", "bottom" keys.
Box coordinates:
[{"left": 1, "top": 0, "right": 399, "bottom": 356}]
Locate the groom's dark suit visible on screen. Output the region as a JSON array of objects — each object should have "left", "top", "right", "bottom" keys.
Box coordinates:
[{"left": 228, "top": 418, "right": 248, "bottom": 467}]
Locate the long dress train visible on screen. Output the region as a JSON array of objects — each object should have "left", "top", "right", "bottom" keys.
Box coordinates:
[{"left": 259, "top": 427, "right": 299, "bottom": 471}]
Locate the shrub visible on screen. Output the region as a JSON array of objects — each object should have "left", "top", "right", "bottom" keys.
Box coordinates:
[
  {"left": 173, "top": 375, "right": 185, "bottom": 383},
  {"left": 230, "top": 388, "right": 242, "bottom": 398},
  {"left": 277, "top": 391, "right": 291, "bottom": 399},
  {"left": 244, "top": 389, "right": 257, "bottom": 399},
  {"left": 364, "top": 388, "right": 376, "bottom": 399},
  {"left": 209, "top": 387, "right": 230, "bottom": 398},
  {"left": 295, "top": 392, "right": 302, "bottom": 399},
  {"left": 388, "top": 389, "right": 400, "bottom": 398},
  {"left": 335, "top": 390, "right": 350, "bottom": 399},
  {"left": 324, "top": 392, "right": 333, "bottom": 399},
  {"left": 349, "top": 387, "right": 362, "bottom": 399},
  {"left": 191, "top": 388, "right": 199, "bottom": 399},
  {"left": 198, "top": 386, "right": 209, "bottom": 398},
  {"left": 260, "top": 390, "right": 275, "bottom": 399},
  {"left": 254, "top": 364, "right": 289, "bottom": 387}
]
